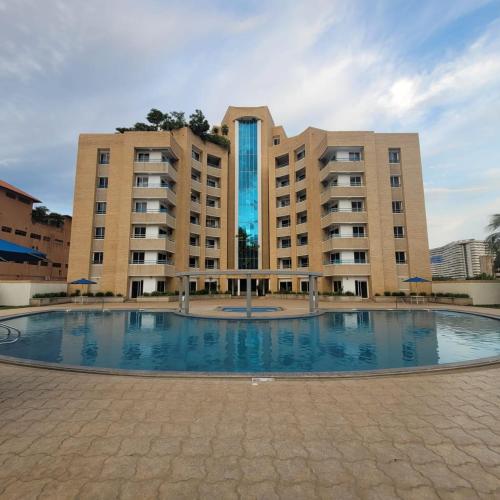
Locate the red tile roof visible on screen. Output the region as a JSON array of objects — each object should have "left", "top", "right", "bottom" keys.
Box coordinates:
[{"left": 0, "top": 179, "right": 41, "bottom": 203}]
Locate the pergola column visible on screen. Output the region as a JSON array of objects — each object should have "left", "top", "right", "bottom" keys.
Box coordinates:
[
  {"left": 309, "top": 274, "right": 315, "bottom": 313},
  {"left": 246, "top": 274, "right": 252, "bottom": 318},
  {"left": 183, "top": 275, "right": 190, "bottom": 314}
]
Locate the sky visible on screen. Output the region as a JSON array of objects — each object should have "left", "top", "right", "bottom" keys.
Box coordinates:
[{"left": 0, "top": 0, "right": 499, "bottom": 248}]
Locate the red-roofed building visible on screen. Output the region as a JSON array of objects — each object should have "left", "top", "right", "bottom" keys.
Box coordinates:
[{"left": 0, "top": 180, "right": 72, "bottom": 280}]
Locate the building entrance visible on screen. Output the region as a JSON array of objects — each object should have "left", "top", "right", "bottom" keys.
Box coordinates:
[{"left": 228, "top": 278, "right": 269, "bottom": 296}]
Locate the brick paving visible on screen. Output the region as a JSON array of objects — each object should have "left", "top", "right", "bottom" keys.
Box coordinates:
[{"left": 0, "top": 363, "right": 499, "bottom": 499}]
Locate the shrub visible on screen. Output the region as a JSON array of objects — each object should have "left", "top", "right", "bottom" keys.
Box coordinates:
[
  {"left": 95, "top": 292, "right": 105, "bottom": 297},
  {"left": 83, "top": 292, "right": 94, "bottom": 297},
  {"left": 142, "top": 292, "right": 151, "bottom": 297},
  {"left": 344, "top": 291, "right": 355, "bottom": 296},
  {"left": 116, "top": 293, "right": 123, "bottom": 297},
  {"left": 384, "top": 291, "right": 391, "bottom": 296},
  {"left": 104, "top": 291, "right": 114, "bottom": 297},
  {"left": 375, "top": 293, "right": 380, "bottom": 296}
]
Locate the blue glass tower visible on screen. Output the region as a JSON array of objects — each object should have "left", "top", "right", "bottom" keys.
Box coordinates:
[{"left": 237, "top": 119, "right": 259, "bottom": 269}]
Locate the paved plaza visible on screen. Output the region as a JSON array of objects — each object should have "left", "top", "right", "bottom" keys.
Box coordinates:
[{"left": 0, "top": 302, "right": 499, "bottom": 499}]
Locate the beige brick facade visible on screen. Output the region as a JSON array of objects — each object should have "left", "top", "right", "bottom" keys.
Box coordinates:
[{"left": 68, "top": 106, "right": 431, "bottom": 297}]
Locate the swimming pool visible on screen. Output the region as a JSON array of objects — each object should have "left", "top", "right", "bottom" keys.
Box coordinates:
[{"left": 0, "top": 310, "right": 499, "bottom": 374}]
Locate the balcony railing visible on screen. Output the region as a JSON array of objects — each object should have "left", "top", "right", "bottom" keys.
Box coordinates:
[
  {"left": 323, "top": 208, "right": 364, "bottom": 214},
  {"left": 130, "top": 259, "right": 174, "bottom": 265},
  {"left": 323, "top": 234, "right": 367, "bottom": 240},
  {"left": 324, "top": 259, "right": 369, "bottom": 265}
]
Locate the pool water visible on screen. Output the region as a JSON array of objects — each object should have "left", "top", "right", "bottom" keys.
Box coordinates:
[{"left": 0, "top": 310, "right": 499, "bottom": 373}]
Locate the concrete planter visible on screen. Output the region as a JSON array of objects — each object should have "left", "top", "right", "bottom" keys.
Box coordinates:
[
  {"left": 30, "top": 297, "right": 72, "bottom": 306},
  {"left": 131, "top": 294, "right": 232, "bottom": 303},
  {"left": 432, "top": 297, "right": 473, "bottom": 306},
  {"left": 373, "top": 296, "right": 395, "bottom": 303},
  {"left": 73, "top": 297, "right": 125, "bottom": 304},
  {"left": 270, "top": 294, "right": 309, "bottom": 300},
  {"left": 320, "top": 295, "right": 363, "bottom": 302}
]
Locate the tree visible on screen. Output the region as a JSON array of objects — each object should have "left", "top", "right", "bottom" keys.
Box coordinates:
[
  {"left": 146, "top": 109, "right": 165, "bottom": 130},
  {"left": 211, "top": 125, "right": 219, "bottom": 135},
  {"left": 486, "top": 213, "right": 500, "bottom": 271},
  {"left": 32, "top": 206, "right": 49, "bottom": 222},
  {"left": 189, "top": 109, "right": 210, "bottom": 137},
  {"left": 133, "top": 122, "right": 156, "bottom": 131},
  {"left": 221, "top": 124, "right": 229, "bottom": 136},
  {"left": 170, "top": 111, "right": 187, "bottom": 129}
]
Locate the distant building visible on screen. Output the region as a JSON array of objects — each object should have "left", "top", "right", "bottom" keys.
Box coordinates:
[
  {"left": 0, "top": 179, "right": 72, "bottom": 280},
  {"left": 430, "top": 239, "right": 494, "bottom": 279}
]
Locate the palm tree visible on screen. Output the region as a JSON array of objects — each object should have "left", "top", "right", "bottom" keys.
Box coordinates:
[{"left": 486, "top": 214, "right": 500, "bottom": 272}]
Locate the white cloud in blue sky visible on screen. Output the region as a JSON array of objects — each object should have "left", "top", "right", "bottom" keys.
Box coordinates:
[{"left": 0, "top": 0, "right": 499, "bottom": 247}]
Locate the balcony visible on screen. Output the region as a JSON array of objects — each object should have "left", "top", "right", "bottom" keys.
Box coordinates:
[
  {"left": 189, "top": 245, "right": 201, "bottom": 257},
  {"left": 128, "top": 262, "right": 175, "bottom": 277},
  {"left": 323, "top": 262, "right": 371, "bottom": 276},
  {"left": 294, "top": 178, "right": 307, "bottom": 192},
  {"left": 206, "top": 185, "right": 221, "bottom": 197},
  {"left": 320, "top": 185, "right": 366, "bottom": 204},
  {"left": 205, "top": 246, "right": 220, "bottom": 258},
  {"left": 392, "top": 212, "right": 406, "bottom": 225},
  {"left": 322, "top": 237, "right": 369, "bottom": 252},
  {"left": 192, "top": 158, "right": 202, "bottom": 171},
  {"left": 131, "top": 211, "right": 176, "bottom": 228},
  {"left": 296, "top": 244, "right": 309, "bottom": 256},
  {"left": 205, "top": 225, "right": 221, "bottom": 237},
  {"left": 190, "top": 201, "right": 201, "bottom": 213},
  {"left": 276, "top": 247, "right": 292, "bottom": 258},
  {"left": 275, "top": 185, "right": 290, "bottom": 198},
  {"left": 295, "top": 222, "right": 308, "bottom": 234},
  {"left": 275, "top": 164, "right": 290, "bottom": 177},
  {"left": 130, "top": 238, "right": 175, "bottom": 252},
  {"left": 276, "top": 226, "right": 291, "bottom": 237},
  {"left": 394, "top": 238, "right": 408, "bottom": 251},
  {"left": 207, "top": 165, "right": 221, "bottom": 178},
  {"left": 276, "top": 204, "right": 291, "bottom": 217},
  {"left": 132, "top": 187, "right": 176, "bottom": 204},
  {"left": 206, "top": 205, "right": 220, "bottom": 217},
  {"left": 319, "top": 160, "right": 365, "bottom": 182},
  {"left": 295, "top": 158, "right": 305, "bottom": 171},
  {"left": 189, "top": 223, "right": 201, "bottom": 234},
  {"left": 133, "top": 161, "right": 177, "bottom": 180},
  {"left": 295, "top": 200, "right": 307, "bottom": 213},
  {"left": 191, "top": 179, "right": 202, "bottom": 192},
  {"left": 321, "top": 210, "right": 367, "bottom": 226}
]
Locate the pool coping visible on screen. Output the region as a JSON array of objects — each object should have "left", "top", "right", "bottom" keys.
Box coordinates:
[{"left": 0, "top": 307, "right": 499, "bottom": 379}]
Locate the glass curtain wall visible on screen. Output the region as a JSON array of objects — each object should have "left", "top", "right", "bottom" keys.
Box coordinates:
[{"left": 237, "top": 119, "right": 259, "bottom": 269}]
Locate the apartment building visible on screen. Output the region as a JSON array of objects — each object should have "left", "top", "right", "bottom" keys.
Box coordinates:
[
  {"left": 0, "top": 180, "right": 72, "bottom": 280},
  {"left": 430, "top": 239, "right": 494, "bottom": 279},
  {"left": 68, "top": 106, "right": 431, "bottom": 298}
]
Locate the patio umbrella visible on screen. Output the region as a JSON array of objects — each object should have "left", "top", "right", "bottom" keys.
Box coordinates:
[
  {"left": 403, "top": 276, "right": 430, "bottom": 295},
  {"left": 0, "top": 238, "right": 46, "bottom": 263}
]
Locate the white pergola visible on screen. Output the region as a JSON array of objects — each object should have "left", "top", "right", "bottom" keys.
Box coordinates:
[{"left": 176, "top": 270, "right": 323, "bottom": 318}]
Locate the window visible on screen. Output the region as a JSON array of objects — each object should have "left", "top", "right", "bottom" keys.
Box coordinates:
[
  {"left": 1, "top": 226, "right": 12, "bottom": 233},
  {"left": 349, "top": 151, "right": 361, "bottom": 161},
  {"left": 296, "top": 190, "right": 307, "bottom": 203},
  {"left": 98, "top": 151, "right": 110, "bottom": 164},
  {"left": 280, "top": 258, "right": 292, "bottom": 269},
  {"left": 278, "top": 196, "right": 290, "bottom": 208},
  {"left": 275, "top": 154, "right": 289, "bottom": 168},
  {"left": 350, "top": 176, "right": 362, "bottom": 186},
  {"left": 133, "top": 227, "right": 146, "bottom": 238},
  {"left": 207, "top": 155, "right": 221, "bottom": 168},
  {"left": 298, "top": 256, "right": 309, "bottom": 268},
  {"left": 206, "top": 217, "right": 219, "bottom": 228},
  {"left": 52, "top": 263, "right": 61, "bottom": 268},
  {"left": 192, "top": 149, "right": 200, "bottom": 161},
  {"left": 43, "top": 236, "right": 50, "bottom": 241},
  {"left": 297, "top": 212, "right": 307, "bottom": 224},
  {"left": 157, "top": 281, "right": 166, "bottom": 293},
  {"left": 300, "top": 281, "right": 309, "bottom": 292},
  {"left": 189, "top": 256, "right": 198, "bottom": 268},
  {"left": 296, "top": 169, "right": 306, "bottom": 182},
  {"left": 96, "top": 202, "right": 106, "bottom": 214},
  {"left": 6, "top": 191, "right": 15, "bottom": 199},
  {"left": 280, "top": 238, "right": 291, "bottom": 248},
  {"left": 354, "top": 251, "right": 367, "bottom": 264},
  {"left": 353, "top": 226, "right": 365, "bottom": 238},
  {"left": 206, "top": 197, "right": 218, "bottom": 208},
  {"left": 297, "top": 234, "right": 308, "bottom": 246},
  {"left": 296, "top": 148, "right": 305, "bottom": 161},
  {"left": 207, "top": 176, "right": 219, "bottom": 188},
  {"left": 190, "top": 235, "right": 199, "bottom": 246},
  {"left": 94, "top": 227, "right": 105, "bottom": 239},
  {"left": 277, "top": 176, "right": 289, "bottom": 188},
  {"left": 395, "top": 251, "right": 407, "bottom": 264},
  {"left": 206, "top": 238, "right": 216, "bottom": 248},
  {"left": 137, "top": 152, "right": 150, "bottom": 162},
  {"left": 392, "top": 201, "right": 403, "bottom": 213},
  {"left": 328, "top": 226, "right": 340, "bottom": 238},
  {"left": 136, "top": 176, "right": 149, "bottom": 187},
  {"left": 279, "top": 281, "right": 292, "bottom": 292},
  {"left": 191, "top": 170, "right": 201, "bottom": 182},
  {"left": 134, "top": 201, "right": 147, "bottom": 213},
  {"left": 351, "top": 201, "right": 363, "bottom": 212},
  {"left": 159, "top": 227, "right": 170, "bottom": 239},
  {"left": 15, "top": 229, "right": 26, "bottom": 236},
  {"left": 394, "top": 226, "right": 405, "bottom": 238},
  {"left": 92, "top": 252, "right": 104, "bottom": 264},
  {"left": 205, "top": 258, "right": 218, "bottom": 269},
  {"left": 333, "top": 280, "right": 342, "bottom": 293},
  {"left": 55, "top": 239, "right": 63, "bottom": 244},
  {"left": 190, "top": 213, "right": 199, "bottom": 225},
  {"left": 389, "top": 149, "right": 400, "bottom": 163},
  {"left": 279, "top": 217, "right": 290, "bottom": 228},
  {"left": 329, "top": 252, "right": 341, "bottom": 264},
  {"left": 191, "top": 192, "right": 200, "bottom": 203},
  {"left": 390, "top": 176, "right": 400, "bottom": 188},
  {"left": 273, "top": 136, "right": 280, "bottom": 146},
  {"left": 157, "top": 252, "right": 167, "bottom": 264},
  {"left": 132, "top": 251, "right": 144, "bottom": 264},
  {"left": 97, "top": 177, "right": 108, "bottom": 189}
]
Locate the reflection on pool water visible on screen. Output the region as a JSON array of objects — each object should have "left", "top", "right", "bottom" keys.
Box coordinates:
[{"left": 0, "top": 310, "right": 499, "bottom": 373}]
